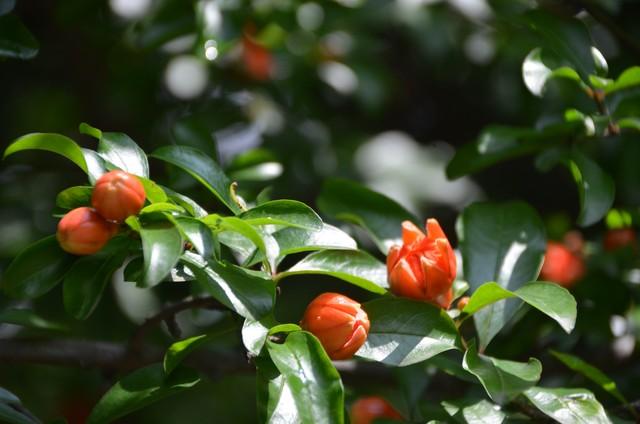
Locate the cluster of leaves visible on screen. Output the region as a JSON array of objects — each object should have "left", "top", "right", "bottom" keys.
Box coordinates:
[
  {"left": 0, "top": 121, "right": 629, "bottom": 423},
  {"left": 0, "top": 0, "right": 38, "bottom": 60}
]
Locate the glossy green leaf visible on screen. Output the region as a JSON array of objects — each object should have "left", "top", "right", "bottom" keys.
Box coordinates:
[
  {"left": 2, "top": 236, "right": 74, "bottom": 299},
  {"left": 0, "top": 387, "right": 40, "bottom": 424},
  {"left": 457, "top": 202, "right": 546, "bottom": 349},
  {"left": 606, "top": 66, "right": 640, "bottom": 94},
  {"left": 246, "top": 223, "right": 357, "bottom": 266},
  {"left": 139, "top": 177, "right": 168, "bottom": 203},
  {"left": 240, "top": 200, "right": 322, "bottom": 231},
  {"left": 463, "top": 344, "right": 541, "bottom": 403},
  {"left": 139, "top": 202, "right": 185, "bottom": 215},
  {"left": 442, "top": 399, "right": 506, "bottom": 424},
  {"left": 181, "top": 252, "right": 275, "bottom": 320},
  {"left": 357, "top": 297, "right": 460, "bottom": 366},
  {"left": 569, "top": 150, "right": 615, "bottom": 227},
  {"left": 317, "top": 178, "right": 416, "bottom": 254},
  {"left": 277, "top": 250, "right": 388, "bottom": 294},
  {"left": 229, "top": 162, "right": 283, "bottom": 182},
  {"left": 0, "top": 14, "right": 38, "bottom": 59},
  {"left": 140, "top": 220, "right": 184, "bottom": 287},
  {"left": 176, "top": 217, "right": 215, "bottom": 259},
  {"left": 150, "top": 145, "right": 241, "bottom": 214},
  {"left": 617, "top": 117, "right": 640, "bottom": 132},
  {"left": 266, "top": 331, "right": 344, "bottom": 424},
  {"left": 79, "top": 122, "right": 102, "bottom": 139},
  {"left": 3, "top": 133, "right": 87, "bottom": 173},
  {"left": 97, "top": 132, "right": 149, "bottom": 178},
  {"left": 522, "top": 48, "right": 583, "bottom": 97},
  {"left": 524, "top": 387, "right": 612, "bottom": 424},
  {"left": 87, "top": 364, "right": 200, "bottom": 424},
  {"left": 0, "top": 309, "right": 67, "bottom": 332},
  {"left": 81, "top": 148, "right": 108, "bottom": 183},
  {"left": 63, "top": 237, "right": 131, "bottom": 320},
  {"left": 520, "top": 10, "right": 595, "bottom": 78},
  {"left": 538, "top": 148, "right": 615, "bottom": 227},
  {"left": 242, "top": 315, "right": 278, "bottom": 356},
  {"left": 163, "top": 187, "right": 208, "bottom": 218},
  {"left": 462, "top": 282, "right": 576, "bottom": 333},
  {"left": 446, "top": 122, "right": 580, "bottom": 179},
  {"left": 550, "top": 350, "right": 627, "bottom": 404},
  {"left": 204, "top": 215, "right": 279, "bottom": 272},
  {"left": 55, "top": 186, "right": 93, "bottom": 210},
  {"left": 164, "top": 334, "right": 210, "bottom": 375},
  {"left": 0, "top": 0, "right": 15, "bottom": 16}
]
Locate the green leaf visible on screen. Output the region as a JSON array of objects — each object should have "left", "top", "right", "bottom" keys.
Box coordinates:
[
  {"left": 175, "top": 217, "right": 215, "bottom": 259},
  {"left": 2, "top": 236, "right": 74, "bottom": 299},
  {"left": 164, "top": 334, "right": 210, "bottom": 375},
  {"left": 606, "top": 66, "right": 640, "bottom": 94},
  {"left": 3, "top": 133, "right": 87, "bottom": 173},
  {"left": 229, "top": 162, "right": 283, "bottom": 182},
  {"left": 0, "top": 0, "right": 15, "bottom": 16},
  {"left": 138, "top": 177, "right": 168, "bottom": 203},
  {"left": 181, "top": 251, "right": 275, "bottom": 320},
  {"left": 79, "top": 122, "right": 103, "bottom": 139},
  {"left": 462, "top": 282, "right": 576, "bottom": 333},
  {"left": 240, "top": 200, "right": 322, "bottom": 231},
  {"left": 140, "top": 220, "right": 184, "bottom": 287},
  {"left": 87, "top": 364, "right": 200, "bottom": 424},
  {"left": 63, "top": 237, "right": 131, "bottom": 320},
  {"left": 246, "top": 223, "right": 357, "bottom": 266},
  {"left": 0, "top": 309, "right": 67, "bottom": 332},
  {"left": 162, "top": 187, "right": 208, "bottom": 218},
  {"left": 139, "top": 202, "right": 186, "bottom": 215},
  {"left": 539, "top": 148, "right": 615, "bottom": 227},
  {"left": 568, "top": 150, "right": 615, "bottom": 227},
  {"left": 265, "top": 331, "right": 344, "bottom": 424},
  {"left": 446, "top": 122, "right": 581, "bottom": 179},
  {"left": 514, "top": 283, "right": 576, "bottom": 333},
  {"left": 277, "top": 250, "right": 388, "bottom": 294},
  {"left": 81, "top": 148, "right": 109, "bottom": 184},
  {"left": 242, "top": 315, "right": 278, "bottom": 356},
  {"left": 591, "top": 47, "right": 608, "bottom": 77},
  {"left": 463, "top": 343, "right": 541, "bottom": 403},
  {"left": 357, "top": 297, "right": 460, "bottom": 366},
  {"left": 150, "top": 146, "right": 241, "bottom": 214},
  {"left": 97, "top": 132, "right": 150, "bottom": 178},
  {"left": 520, "top": 10, "right": 595, "bottom": 78},
  {"left": 550, "top": 350, "right": 627, "bottom": 404},
  {"left": 0, "top": 403, "right": 39, "bottom": 424},
  {"left": 442, "top": 399, "right": 506, "bottom": 424},
  {"left": 56, "top": 186, "right": 93, "bottom": 210},
  {"left": 317, "top": 178, "right": 417, "bottom": 254},
  {"left": 204, "top": 215, "right": 279, "bottom": 272},
  {"left": 457, "top": 202, "right": 546, "bottom": 349},
  {"left": 0, "top": 387, "right": 40, "bottom": 424},
  {"left": 524, "top": 387, "right": 613, "bottom": 424},
  {"left": 522, "top": 48, "right": 583, "bottom": 97},
  {"left": 617, "top": 117, "right": 640, "bottom": 132},
  {"left": 0, "top": 14, "right": 38, "bottom": 59}
]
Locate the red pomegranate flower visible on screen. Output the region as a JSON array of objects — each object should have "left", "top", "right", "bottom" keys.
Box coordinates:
[{"left": 387, "top": 219, "right": 457, "bottom": 309}]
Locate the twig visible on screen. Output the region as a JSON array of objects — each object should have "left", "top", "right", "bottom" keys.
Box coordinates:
[{"left": 127, "top": 297, "right": 225, "bottom": 356}]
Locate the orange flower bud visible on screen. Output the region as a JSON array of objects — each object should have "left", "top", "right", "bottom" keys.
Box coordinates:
[
  {"left": 387, "top": 219, "right": 457, "bottom": 309},
  {"left": 300, "top": 292, "right": 370, "bottom": 360},
  {"left": 540, "top": 242, "right": 585, "bottom": 288},
  {"left": 350, "top": 396, "right": 403, "bottom": 424},
  {"left": 92, "top": 170, "right": 146, "bottom": 223},
  {"left": 242, "top": 26, "right": 272, "bottom": 81},
  {"left": 603, "top": 228, "right": 637, "bottom": 252},
  {"left": 57, "top": 207, "right": 117, "bottom": 255},
  {"left": 457, "top": 296, "right": 470, "bottom": 311}
]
